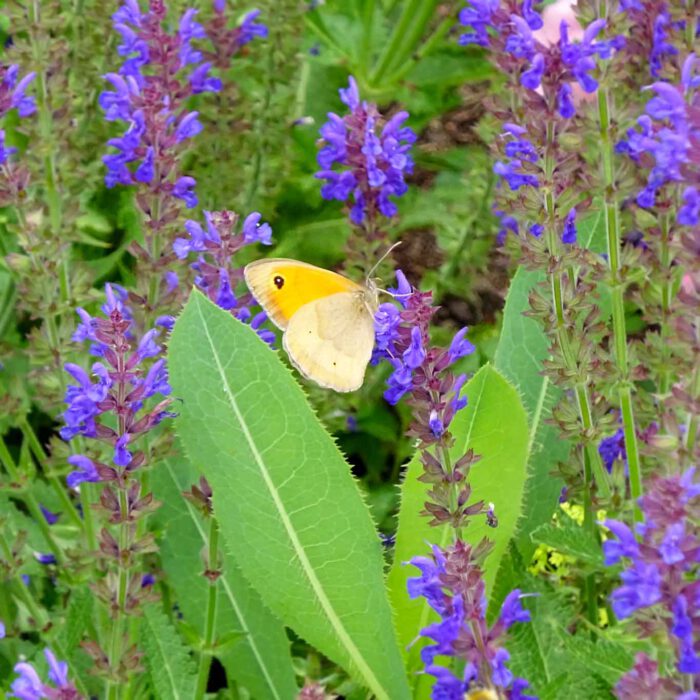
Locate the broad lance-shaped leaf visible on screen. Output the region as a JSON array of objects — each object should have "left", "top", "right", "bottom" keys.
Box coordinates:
[
  {"left": 168, "top": 291, "right": 410, "bottom": 700},
  {"left": 151, "top": 453, "right": 298, "bottom": 700},
  {"left": 142, "top": 605, "right": 197, "bottom": 700},
  {"left": 386, "top": 364, "right": 529, "bottom": 689},
  {"left": 494, "top": 266, "right": 568, "bottom": 561}
]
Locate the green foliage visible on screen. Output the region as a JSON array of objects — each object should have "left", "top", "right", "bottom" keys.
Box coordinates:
[
  {"left": 150, "top": 454, "right": 298, "bottom": 699},
  {"left": 494, "top": 266, "right": 569, "bottom": 561},
  {"left": 168, "top": 291, "right": 410, "bottom": 700},
  {"left": 142, "top": 605, "right": 198, "bottom": 700},
  {"left": 531, "top": 512, "right": 604, "bottom": 568},
  {"left": 386, "top": 364, "right": 529, "bottom": 687}
]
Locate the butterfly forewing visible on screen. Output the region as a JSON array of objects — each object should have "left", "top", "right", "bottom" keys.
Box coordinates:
[{"left": 244, "top": 258, "right": 363, "bottom": 330}]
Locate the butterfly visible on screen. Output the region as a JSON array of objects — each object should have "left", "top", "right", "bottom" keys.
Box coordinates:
[{"left": 244, "top": 258, "right": 379, "bottom": 393}]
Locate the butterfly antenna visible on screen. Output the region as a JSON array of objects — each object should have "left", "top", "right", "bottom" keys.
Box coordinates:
[{"left": 366, "top": 240, "right": 402, "bottom": 282}]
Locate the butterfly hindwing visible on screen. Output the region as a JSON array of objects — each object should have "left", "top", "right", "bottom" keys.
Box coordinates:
[{"left": 283, "top": 292, "right": 375, "bottom": 392}]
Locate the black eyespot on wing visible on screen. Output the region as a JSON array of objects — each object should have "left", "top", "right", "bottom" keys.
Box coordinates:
[{"left": 273, "top": 275, "right": 284, "bottom": 289}]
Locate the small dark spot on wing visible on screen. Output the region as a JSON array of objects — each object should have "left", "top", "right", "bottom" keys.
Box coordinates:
[{"left": 273, "top": 275, "right": 284, "bottom": 289}]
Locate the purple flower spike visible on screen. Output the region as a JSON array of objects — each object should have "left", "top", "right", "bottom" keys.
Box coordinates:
[
  {"left": 316, "top": 76, "right": 415, "bottom": 226},
  {"left": 62, "top": 285, "right": 173, "bottom": 480},
  {"left": 408, "top": 541, "right": 535, "bottom": 697},
  {"left": 607, "top": 468, "right": 700, "bottom": 692}
]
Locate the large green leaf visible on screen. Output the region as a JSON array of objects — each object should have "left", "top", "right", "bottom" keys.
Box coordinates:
[
  {"left": 151, "top": 454, "right": 298, "bottom": 700},
  {"left": 168, "top": 291, "right": 410, "bottom": 700},
  {"left": 142, "top": 605, "right": 197, "bottom": 700},
  {"left": 494, "top": 266, "right": 568, "bottom": 560},
  {"left": 386, "top": 364, "right": 529, "bottom": 689}
]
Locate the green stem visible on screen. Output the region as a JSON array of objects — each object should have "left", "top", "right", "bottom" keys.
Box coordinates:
[
  {"left": 0, "top": 435, "right": 67, "bottom": 565},
  {"left": 107, "top": 486, "right": 131, "bottom": 700},
  {"left": 19, "top": 417, "right": 82, "bottom": 528},
  {"left": 598, "top": 86, "right": 643, "bottom": 519},
  {"left": 28, "top": 1, "right": 69, "bottom": 305},
  {"left": 658, "top": 213, "right": 673, "bottom": 396},
  {"left": 194, "top": 517, "right": 220, "bottom": 700}
]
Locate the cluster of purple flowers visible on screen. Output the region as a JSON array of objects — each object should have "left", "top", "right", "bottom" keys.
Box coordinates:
[
  {"left": 316, "top": 76, "right": 416, "bottom": 226},
  {"left": 0, "top": 63, "right": 36, "bottom": 163},
  {"left": 619, "top": 0, "right": 680, "bottom": 78},
  {"left": 60, "top": 284, "right": 173, "bottom": 487},
  {"left": 458, "top": 0, "right": 623, "bottom": 119},
  {"left": 603, "top": 466, "right": 700, "bottom": 694},
  {"left": 99, "top": 0, "right": 222, "bottom": 203},
  {"left": 8, "top": 648, "right": 83, "bottom": 700},
  {"left": 174, "top": 209, "right": 275, "bottom": 344},
  {"left": 0, "top": 62, "right": 36, "bottom": 199},
  {"left": 374, "top": 270, "right": 474, "bottom": 416},
  {"left": 492, "top": 123, "right": 577, "bottom": 244},
  {"left": 408, "top": 540, "right": 536, "bottom": 699},
  {"left": 205, "top": 6, "right": 268, "bottom": 68},
  {"left": 494, "top": 123, "right": 540, "bottom": 191},
  {"left": 617, "top": 53, "right": 699, "bottom": 225}
]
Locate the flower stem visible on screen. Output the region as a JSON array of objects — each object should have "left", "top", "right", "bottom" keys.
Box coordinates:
[
  {"left": 194, "top": 516, "right": 220, "bottom": 700},
  {"left": 543, "top": 188, "right": 610, "bottom": 502},
  {"left": 28, "top": 0, "right": 70, "bottom": 305},
  {"left": 597, "top": 86, "right": 642, "bottom": 521}
]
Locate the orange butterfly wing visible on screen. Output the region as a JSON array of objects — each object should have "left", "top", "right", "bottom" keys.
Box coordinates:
[{"left": 243, "top": 258, "right": 363, "bottom": 330}]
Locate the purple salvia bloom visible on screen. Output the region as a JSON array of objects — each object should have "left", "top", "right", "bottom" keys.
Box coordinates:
[
  {"left": 176, "top": 111, "right": 203, "bottom": 142},
  {"left": 505, "top": 15, "right": 536, "bottom": 60},
  {"left": 242, "top": 212, "right": 273, "bottom": 244},
  {"left": 520, "top": 52, "right": 544, "bottom": 89},
  {"left": 239, "top": 9, "right": 269, "bottom": 45},
  {"left": 403, "top": 326, "right": 426, "bottom": 369},
  {"left": 557, "top": 83, "right": 575, "bottom": 119},
  {"left": 189, "top": 62, "right": 222, "bottom": 94},
  {"left": 172, "top": 176, "right": 198, "bottom": 208},
  {"left": 649, "top": 10, "right": 678, "bottom": 78},
  {"left": 39, "top": 505, "right": 59, "bottom": 525},
  {"left": 179, "top": 9, "right": 207, "bottom": 67},
  {"left": 678, "top": 187, "right": 699, "bottom": 226},
  {"left": 499, "top": 589, "right": 532, "bottom": 628},
  {"left": 11, "top": 72, "right": 37, "bottom": 117},
  {"left": 316, "top": 76, "right": 415, "bottom": 225},
  {"left": 9, "top": 649, "right": 83, "bottom": 700},
  {"left": 66, "top": 455, "right": 100, "bottom": 488},
  {"left": 601, "top": 519, "right": 639, "bottom": 565},
  {"left": 448, "top": 327, "right": 476, "bottom": 363},
  {"left": 9, "top": 661, "right": 44, "bottom": 700},
  {"left": 458, "top": 0, "right": 499, "bottom": 47},
  {"left": 561, "top": 207, "right": 577, "bottom": 244}
]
